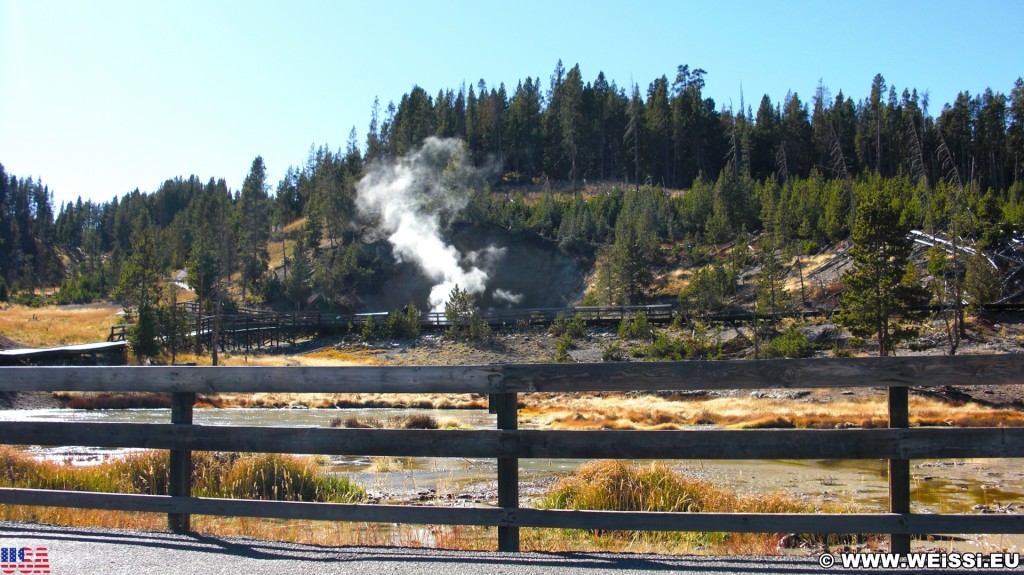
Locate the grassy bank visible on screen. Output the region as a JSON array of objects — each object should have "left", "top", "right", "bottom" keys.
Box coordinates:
[
  {"left": 0, "top": 446, "right": 363, "bottom": 502},
  {"left": 0, "top": 304, "right": 122, "bottom": 348},
  {"left": 533, "top": 460, "right": 864, "bottom": 554},
  {"left": 0, "top": 448, "right": 872, "bottom": 554}
]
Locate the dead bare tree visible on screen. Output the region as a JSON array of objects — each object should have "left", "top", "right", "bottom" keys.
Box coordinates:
[{"left": 935, "top": 126, "right": 973, "bottom": 354}]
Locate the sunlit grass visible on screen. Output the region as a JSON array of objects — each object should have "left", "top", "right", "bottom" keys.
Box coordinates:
[
  {"left": 518, "top": 393, "right": 1024, "bottom": 430},
  {"left": 0, "top": 303, "right": 122, "bottom": 348},
  {"left": 536, "top": 460, "right": 863, "bottom": 554},
  {"left": 0, "top": 447, "right": 363, "bottom": 502},
  {"left": 166, "top": 346, "right": 386, "bottom": 367}
]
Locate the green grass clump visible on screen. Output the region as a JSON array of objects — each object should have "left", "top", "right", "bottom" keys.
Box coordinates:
[
  {"left": 217, "top": 453, "right": 362, "bottom": 502},
  {"left": 538, "top": 460, "right": 858, "bottom": 552},
  {"left": 0, "top": 447, "right": 364, "bottom": 503}
]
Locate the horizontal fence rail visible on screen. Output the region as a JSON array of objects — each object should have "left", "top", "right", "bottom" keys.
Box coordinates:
[
  {"left": 1, "top": 355, "right": 1024, "bottom": 553},
  {"left": 2, "top": 355, "right": 1022, "bottom": 393}
]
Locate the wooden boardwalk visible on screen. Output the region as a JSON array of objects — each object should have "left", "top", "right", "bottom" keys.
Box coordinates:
[{"left": 110, "top": 304, "right": 676, "bottom": 351}]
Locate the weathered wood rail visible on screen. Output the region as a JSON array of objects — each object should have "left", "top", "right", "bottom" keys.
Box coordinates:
[{"left": 2, "top": 356, "right": 1024, "bottom": 553}]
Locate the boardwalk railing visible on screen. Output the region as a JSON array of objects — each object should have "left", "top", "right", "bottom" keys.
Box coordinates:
[{"left": 2, "top": 356, "right": 1024, "bottom": 552}]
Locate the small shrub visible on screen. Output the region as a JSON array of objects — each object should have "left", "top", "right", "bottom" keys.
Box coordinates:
[
  {"left": 551, "top": 312, "right": 587, "bottom": 339},
  {"left": 617, "top": 312, "right": 653, "bottom": 341},
  {"left": 12, "top": 291, "right": 47, "bottom": 307},
  {"left": 555, "top": 334, "right": 574, "bottom": 363},
  {"left": 643, "top": 334, "right": 687, "bottom": 361},
  {"left": 360, "top": 315, "right": 378, "bottom": 341},
  {"left": 385, "top": 302, "right": 421, "bottom": 339},
  {"left": 763, "top": 327, "right": 814, "bottom": 359},
  {"left": 600, "top": 341, "right": 624, "bottom": 362},
  {"left": 549, "top": 312, "right": 571, "bottom": 336}
]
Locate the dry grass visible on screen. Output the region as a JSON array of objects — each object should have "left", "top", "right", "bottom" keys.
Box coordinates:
[
  {"left": 518, "top": 393, "right": 1024, "bottom": 430},
  {"left": 651, "top": 268, "right": 693, "bottom": 298},
  {"left": 332, "top": 414, "right": 451, "bottom": 430},
  {"left": 164, "top": 347, "right": 386, "bottom": 367},
  {"left": 53, "top": 392, "right": 173, "bottom": 410},
  {"left": 783, "top": 252, "right": 837, "bottom": 293},
  {"left": 0, "top": 304, "right": 122, "bottom": 348},
  {"left": 51, "top": 389, "right": 487, "bottom": 410},
  {"left": 536, "top": 460, "right": 861, "bottom": 554}
]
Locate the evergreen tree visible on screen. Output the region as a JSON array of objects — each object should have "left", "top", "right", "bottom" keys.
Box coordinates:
[
  {"left": 1009, "top": 78, "right": 1024, "bottom": 185},
  {"left": 607, "top": 197, "right": 659, "bottom": 304},
  {"left": 837, "top": 191, "right": 928, "bottom": 356},
  {"left": 444, "top": 285, "right": 490, "bottom": 340},
  {"left": 238, "top": 156, "right": 271, "bottom": 303},
  {"left": 284, "top": 235, "right": 312, "bottom": 311},
  {"left": 187, "top": 230, "right": 221, "bottom": 312},
  {"left": 115, "top": 213, "right": 164, "bottom": 361},
  {"left": 624, "top": 84, "right": 644, "bottom": 188},
  {"left": 157, "top": 284, "right": 192, "bottom": 364}
]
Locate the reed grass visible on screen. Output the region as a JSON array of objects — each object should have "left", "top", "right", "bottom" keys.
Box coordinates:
[
  {"left": 537, "top": 460, "right": 862, "bottom": 553},
  {"left": 0, "top": 447, "right": 363, "bottom": 502}
]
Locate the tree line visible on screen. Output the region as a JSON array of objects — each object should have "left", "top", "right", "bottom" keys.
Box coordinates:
[
  {"left": 2, "top": 64, "right": 1023, "bottom": 327},
  {"left": 370, "top": 63, "right": 1024, "bottom": 195}
]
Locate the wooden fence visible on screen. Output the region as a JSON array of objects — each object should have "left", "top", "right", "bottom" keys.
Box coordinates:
[{"left": 2, "top": 356, "right": 1024, "bottom": 553}]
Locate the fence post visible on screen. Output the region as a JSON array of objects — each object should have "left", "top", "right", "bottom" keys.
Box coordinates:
[
  {"left": 168, "top": 391, "right": 195, "bottom": 533},
  {"left": 490, "top": 392, "right": 519, "bottom": 552},
  {"left": 888, "top": 385, "right": 911, "bottom": 554}
]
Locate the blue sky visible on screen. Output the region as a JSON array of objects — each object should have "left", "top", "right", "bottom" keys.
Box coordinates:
[{"left": 2, "top": 0, "right": 1022, "bottom": 209}]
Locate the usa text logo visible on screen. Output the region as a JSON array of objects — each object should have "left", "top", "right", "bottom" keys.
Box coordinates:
[{"left": 0, "top": 546, "right": 50, "bottom": 574}]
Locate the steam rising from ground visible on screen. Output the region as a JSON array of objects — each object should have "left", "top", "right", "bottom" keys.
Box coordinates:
[{"left": 355, "top": 137, "right": 519, "bottom": 311}]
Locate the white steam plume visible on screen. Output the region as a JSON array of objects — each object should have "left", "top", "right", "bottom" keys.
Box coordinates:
[{"left": 355, "top": 137, "right": 499, "bottom": 311}]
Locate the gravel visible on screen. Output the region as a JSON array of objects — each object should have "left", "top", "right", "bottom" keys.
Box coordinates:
[{"left": 4, "top": 521, "right": 997, "bottom": 575}]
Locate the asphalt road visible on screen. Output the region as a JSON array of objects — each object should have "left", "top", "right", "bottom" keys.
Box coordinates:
[{"left": 1, "top": 521, "right": 1018, "bottom": 575}]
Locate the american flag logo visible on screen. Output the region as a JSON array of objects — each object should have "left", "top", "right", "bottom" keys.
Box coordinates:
[{"left": 0, "top": 546, "right": 50, "bottom": 574}]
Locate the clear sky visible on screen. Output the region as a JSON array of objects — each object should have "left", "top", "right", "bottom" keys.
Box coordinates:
[{"left": 2, "top": 0, "right": 1022, "bottom": 209}]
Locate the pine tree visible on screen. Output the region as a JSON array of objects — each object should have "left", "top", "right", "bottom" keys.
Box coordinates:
[
  {"left": 837, "top": 191, "right": 928, "bottom": 356},
  {"left": 115, "top": 213, "right": 164, "bottom": 361},
  {"left": 284, "top": 235, "right": 312, "bottom": 311},
  {"left": 608, "top": 201, "right": 658, "bottom": 305},
  {"left": 444, "top": 285, "right": 490, "bottom": 340},
  {"left": 237, "top": 156, "right": 271, "bottom": 303}
]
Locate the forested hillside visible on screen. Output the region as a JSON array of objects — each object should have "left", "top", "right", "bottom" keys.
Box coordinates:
[{"left": 2, "top": 63, "right": 1023, "bottom": 323}]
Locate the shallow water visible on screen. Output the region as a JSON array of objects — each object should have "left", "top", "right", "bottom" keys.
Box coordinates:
[{"left": 2, "top": 407, "right": 1022, "bottom": 550}]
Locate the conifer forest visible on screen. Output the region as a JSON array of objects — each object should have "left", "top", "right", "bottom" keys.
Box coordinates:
[{"left": 3, "top": 63, "right": 1024, "bottom": 347}]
